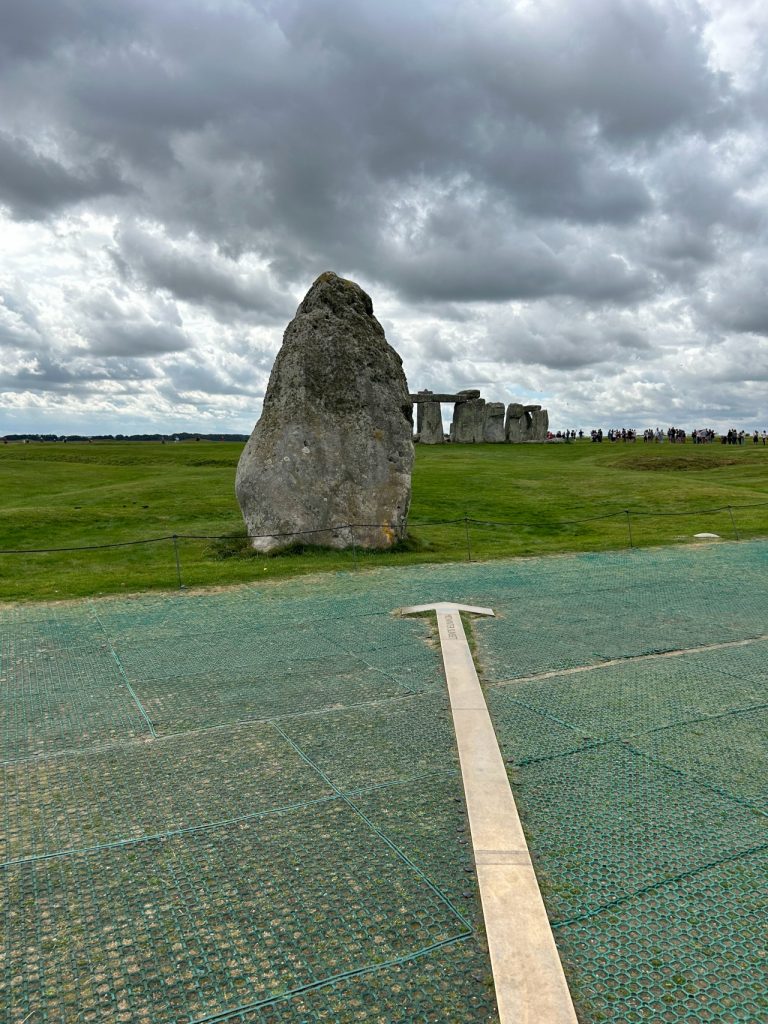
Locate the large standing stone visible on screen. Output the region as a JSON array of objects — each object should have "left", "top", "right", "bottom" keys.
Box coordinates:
[
  {"left": 415, "top": 390, "right": 432, "bottom": 436},
  {"left": 482, "top": 402, "right": 506, "bottom": 442},
  {"left": 505, "top": 403, "right": 526, "bottom": 442},
  {"left": 504, "top": 402, "right": 549, "bottom": 441},
  {"left": 236, "top": 272, "right": 414, "bottom": 551},
  {"left": 452, "top": 395, "right": 486, "bottom": 442},
  {"left": 420, "top": 401, "right": 445, "bottom": 443},
  {"left": 530, "top": 408, "right": 549, "bottom": 440}
]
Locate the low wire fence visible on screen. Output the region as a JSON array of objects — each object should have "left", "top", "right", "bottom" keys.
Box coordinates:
[{"left": 1, "top": 497, "right": 767, "bottom": 593}]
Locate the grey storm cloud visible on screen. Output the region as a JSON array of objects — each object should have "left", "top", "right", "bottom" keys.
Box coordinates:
[
  {"left": 73, "top": 288, "right": 192, "bottom": 357},
  {"left": 0, "top": 292, "right": 43, "bottom": 350},
  {"left": 0, "top": 1, "right": 731, "bottom": 247},
  {"left": 379, "top": 219, "right": 656, "bottom": 304},
  {"left": 87, "top": 322, "right": 190, "bottom": 357},
  {"left": 0, "top": 0, "right": 135, "bottom": 62},
  {"left": 0, "top": 352, "right": 154, "bottom": 392},
  {"left": 0, "top": 132, "right": 131, "bottom": 221},
  {"left": 484, "top": 305, "right": 656, "bottom": 370},
  {"left": 160, "top": 359, "right": 263, "bottom": 400},
  {"left": 111, "top": 226, "right": 293, "bottom": 322},
  {"left": 0, "top": 0, "right": 766, "bottom": 431},
  {"left": 0, "top": 357, "right": 82, "bottom": 392},
  {"left": 703, "top": 259, "right": 768, "bottom": 336}
]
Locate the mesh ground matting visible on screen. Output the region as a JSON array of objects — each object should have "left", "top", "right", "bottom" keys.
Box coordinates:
[
  {"left": 475, "top": 543, "right": 767, "bottom": 1021},
  {"left": 1, "top": 539, "right": 767, "bottom": 1022}
]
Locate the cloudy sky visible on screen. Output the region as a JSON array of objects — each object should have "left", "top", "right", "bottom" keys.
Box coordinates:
[{"left": 1, "top": 0, "right": 767, "bottom": 434}]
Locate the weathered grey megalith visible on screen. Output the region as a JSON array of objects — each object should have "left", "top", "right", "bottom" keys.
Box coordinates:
[
  {"left": 504, "top": 402, "right": 550, "bottom": 442},
  {"left": 415, "top": 390, "right": 429, "bottom": 436},
  {"left": 451, "top": 392, "right": 485, "bottom": 443},
  {"left": 530, "top": 406, "right": 549, "bottom": 440},
  {"left": 420, "top": 400, "right": 445, "bottom": 443},
  {"left": 482, "top": 402, "right": 506, "bottom": 442},
  {"left": 236, "top": 272, "right": 414, "bottom": 551},
  {"left": 505, "top": 403, "right": 526, "bottom": 442}
]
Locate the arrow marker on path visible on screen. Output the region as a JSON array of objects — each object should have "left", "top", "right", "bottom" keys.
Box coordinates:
[{"left": 399, "top": 602, "right": 578, "bottom": 1024}]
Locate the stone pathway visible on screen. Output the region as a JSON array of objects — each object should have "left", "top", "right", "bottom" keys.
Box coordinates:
[{"left": 401, "top": 601, "right": 578, "bottom": 1024}]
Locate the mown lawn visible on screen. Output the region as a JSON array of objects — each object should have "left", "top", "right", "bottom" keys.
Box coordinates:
[{"left": 0, "top": 439, "right": 766, "bottom": 600}]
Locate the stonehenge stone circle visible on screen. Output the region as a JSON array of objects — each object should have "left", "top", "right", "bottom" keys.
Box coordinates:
[
  {"left": 236, "top": 272, "right": 414, "bottom": 551},
  {"left": 410, "top": 391, "right": 549, "bottom": 443}
]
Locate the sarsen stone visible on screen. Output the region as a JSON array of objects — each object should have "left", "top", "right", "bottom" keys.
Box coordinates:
[{"left": 236, "top": 272, "right": 414, "bottom": 551}]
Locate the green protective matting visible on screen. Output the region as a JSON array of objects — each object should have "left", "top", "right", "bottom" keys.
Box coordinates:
[
  {"left": 2, "top": 803, "right": 471, "bottom": 1023},
  {"left": 123, "top": 657, "right": 411, "bottom": 735},
  {"left": 2, "top": 539, "right": 768, "bottom": 1022},
  {"left": 488, "top": 644, "right": 768, "bottom": 752},
  {"left": 556, "top": 848, "right": 768, "bottom": 1024},
  {"left": 631, "top": 706, "right": 768, "bottom": 811},
  {"left": 0, "top": 621, "right": 151, "bottom": 759},
  {"left": 277, "top": 694, "right": 459, "bottom": 792},
  {"left": 2, "top": 721, "right": 335, "bottom": 864},
  {"left": 502, "top": 743, "right": 766, "bottom": 923},
  {"left": 229, "top": 941, "right": 498, "bottom": 1023}
]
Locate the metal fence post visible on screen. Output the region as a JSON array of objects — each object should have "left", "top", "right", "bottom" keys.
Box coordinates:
[
  {"left": 172, "top": 534, "right": 184, "bottom": 589},
  {"left": 350, "top": 526, "right": 359, "bottom": 570},
  {"left": 625, "top": 510, "right": 634, "bottom": 548},
  {"left": 728, "top": 505, "right": 741, "bottom": 541},
  {"left": 464, "top": 514, "right": 473, "bottom": 562}
]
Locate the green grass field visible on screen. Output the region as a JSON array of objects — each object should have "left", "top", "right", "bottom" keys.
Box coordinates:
[{"left": 1, "top": 439, "right": 767, "bottom": 601}]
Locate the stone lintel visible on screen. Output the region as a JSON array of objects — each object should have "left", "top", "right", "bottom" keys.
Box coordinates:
[{"left": 409, "top": 392, "right": 477, "bottom": 404}]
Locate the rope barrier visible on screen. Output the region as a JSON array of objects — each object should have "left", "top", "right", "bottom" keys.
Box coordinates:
[
  {"left": 0, "top": 499, "right": 766, "bottom": 554},
  {"left": 0, "top": 535, "right": 176, "bottom": 554}
]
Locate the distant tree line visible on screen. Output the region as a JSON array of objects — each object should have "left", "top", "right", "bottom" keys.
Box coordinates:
[{"left": 2, "top": 432, "right": 249, "bottom": 443}]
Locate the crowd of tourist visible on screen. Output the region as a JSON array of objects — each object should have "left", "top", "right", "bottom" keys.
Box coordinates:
[
  {"left": 691, "top": 429, "right": 717, "bottom": 443},
  {"left": 547, "top": 427, "right": 768, "bottom": 444},
  {"left": 641, "top": 427, "right": 688, "bottom": 442},
  {"left": 722, "top": 429, "right": 768, "bottom": 445}
]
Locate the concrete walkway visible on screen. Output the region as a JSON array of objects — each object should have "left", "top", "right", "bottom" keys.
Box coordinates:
[{"left": 400, "top": 602, "right": 578, "bottom": 1024}]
